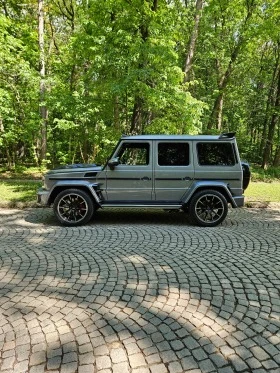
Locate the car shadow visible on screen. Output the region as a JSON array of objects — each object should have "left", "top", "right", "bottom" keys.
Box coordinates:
[{"left": 22, "top": 207, "right": 192, "bottom": 227}]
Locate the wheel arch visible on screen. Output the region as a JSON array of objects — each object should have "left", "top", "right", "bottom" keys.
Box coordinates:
[
  {"left": 182, "top": 182, "right": 236, "bottom": 208},
  {"left": 48, "top": 182, "right": 101, "bottom": 206}
]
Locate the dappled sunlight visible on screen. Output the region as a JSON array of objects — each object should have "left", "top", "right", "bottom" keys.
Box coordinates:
[{"left": 0, "top": 207, "right": 279, "bottom": 372}]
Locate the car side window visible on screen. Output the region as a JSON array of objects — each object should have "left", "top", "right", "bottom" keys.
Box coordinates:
[
  {"left": 158, "top": 142, "right": 190, "bottom": 166},
  {"left": 197, "top": 142, "right": 236, "bottom": 166},
  {"left": 117, "top": 143, "right": 150, "bottom": 165}
]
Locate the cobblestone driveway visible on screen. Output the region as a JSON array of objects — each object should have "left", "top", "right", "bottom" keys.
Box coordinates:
[{"left": 0, "top": 206, "right": 280, "bottom": 373}]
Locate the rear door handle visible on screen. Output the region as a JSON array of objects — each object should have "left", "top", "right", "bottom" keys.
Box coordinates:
[{"left": 183, "top": 176, "right": 192, "bottom": 181}]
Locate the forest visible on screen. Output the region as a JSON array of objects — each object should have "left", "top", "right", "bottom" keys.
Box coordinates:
[{"left": 0, "top": 0, "right": 280, "bottom": 169}]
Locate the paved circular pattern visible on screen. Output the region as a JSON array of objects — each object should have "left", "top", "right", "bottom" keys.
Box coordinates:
[{"left": 0, "top": 207, "right": 279, "bottom": 373}]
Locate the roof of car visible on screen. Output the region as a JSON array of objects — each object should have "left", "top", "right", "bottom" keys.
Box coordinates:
[{"left": 121, "top": 133, "right": 235, "bottom": 141}]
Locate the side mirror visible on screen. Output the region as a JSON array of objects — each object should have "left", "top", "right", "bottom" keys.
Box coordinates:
[{"left": 108, "top": 157, "right": 120, "bottom": 170}]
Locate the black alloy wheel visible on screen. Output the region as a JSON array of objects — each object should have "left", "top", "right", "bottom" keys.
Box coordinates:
[
  {"left": 53, "top": 189, "right": 94, "bottom": 226},
  {"left": 189, "top": 189, "right": 228, "bottom": 227}
]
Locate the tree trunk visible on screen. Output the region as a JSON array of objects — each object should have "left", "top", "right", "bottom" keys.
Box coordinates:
[
  {"left": 207, "top": 45, "right": 240, "bottom": 130},
  {"left": 273, "top": 145, "right": 280, "bottom": 166},
  {"left": 207, "top": 3, "right": 255, "bottom": 130},
  {"left": 130, "top": 97, "right": 144, "bottom": 134},
  {"left": 262, "top": 66, "right": 280, "bottom": 169},
  {"left": 183, "top": 0, "right": 204, "bottom": 82},
  {"left": 114, "top": 96, "right": 120, "bottom": 131},
  {"left": 130, "top": 0, "right": 158, "bottom": 134},
  {"left": 38, "top": 0, "right": 48, "bottom": 164},
  {"left": 260, "top": 46, "right": 280, "bottom": 155}
]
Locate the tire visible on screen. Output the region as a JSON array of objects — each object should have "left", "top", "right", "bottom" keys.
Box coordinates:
[
  {"left": 189, "top": 189, "right": 228, "bottom": 227},
  {"left": 53, "top": 189, "right": 95, "bottom": 226}
]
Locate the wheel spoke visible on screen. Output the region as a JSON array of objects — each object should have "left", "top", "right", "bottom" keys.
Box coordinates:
[
  {"left": 195, "top": 194, "right": 225, "bottom": 224},
  {"left": 57, "top": 193, "right": 88, "bottom": 223}
]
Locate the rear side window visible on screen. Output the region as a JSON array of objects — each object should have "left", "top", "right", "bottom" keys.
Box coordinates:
[
  {"left": 197, "top": 143, "right": 236, "bottom": 166},
  {"left": 158, "top": 143, "right": 189, "bottom": 166}
]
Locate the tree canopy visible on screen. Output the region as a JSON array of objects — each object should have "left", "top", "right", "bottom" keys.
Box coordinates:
[{"left": 0, "top": 0, "right": 279, "bottom": 168}]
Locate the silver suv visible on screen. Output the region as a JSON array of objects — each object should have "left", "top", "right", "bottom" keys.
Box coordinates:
[{"left": 37, "top": 133, "right": 250, "bottom": 227}]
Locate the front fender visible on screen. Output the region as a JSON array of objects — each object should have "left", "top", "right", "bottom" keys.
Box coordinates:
[
  {"left": 182, "top": 181, "right": 237, "bottom": 207},
  {"left": 49, "top": 181, "right": 102, "bottom": 206}
]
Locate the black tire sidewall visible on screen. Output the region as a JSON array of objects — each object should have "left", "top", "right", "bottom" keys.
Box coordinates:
[{"left": 53, "top": 189, "right": 94, "bottom": 226}]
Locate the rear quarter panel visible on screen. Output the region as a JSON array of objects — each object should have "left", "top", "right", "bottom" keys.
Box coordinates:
[{"left": 193, "top": 139, "right": 243, "bottom": 197}]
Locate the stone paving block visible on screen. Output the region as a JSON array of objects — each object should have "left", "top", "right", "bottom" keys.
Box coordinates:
[
  {"left": 262, "top": 359, "right": 279, "bottom": 369},
  {"left": 209, "top": 352, "right": 228, "bottom": 368},
  {"left": 251, "top": 346, "right": 270, "bottom": 361},
  {"left": 137, "top": 337, "right": 153, "bottom": 349},
  {"left": 47, "top": 356, "right": 62, "bottom": 370},
  {"left": 78, "top": 365, "right": 95, "bottom": 373},
  {"left": 142, "top": 346, "right": 158, "bottom": 357},
  {"left": 168, "top": 361, "right": 183, "bottom": 373},
  {"left": 218, "top": 367, "right": 235, "bottom": 373},
  {"left": 146, "top": 353, "right": 161, "bottom": 364},
  {"left": 156, "top": 341, "right": 171, "bottom": 352},
  {"left": 1, "top": 207, "right": 280, "bottom": 373},
  {"left": 29, "top": 351, "right": 46, "bottom": 366},
  {"left": 110, "top": 348, "right": 127, "bottom": 364},
  {"left": 112, "top": 362, "right": 130, "bottom": 373},
  {"left": 60, "top": 361, "right": 78, "bottom": 373},
  {"left": 1, "top": 356, "right": 15, "bottom": 370},
  {"left": 63, "top": 352, "right": 78, "bottom": 363},
  {"left": 29, "top": 364, "right": 45, "bottom": 373},
  {"left": 79, "top": 352, "right": 95, "bottom": 365},
  {"left": 2, "top": 349, "right": 15, "bottom": 358},
  {"left": 129, "top": 353, "right": 147, "bottom": 368},
  {"left": 263, "top": 343, "right": 279, "bottom": 357},
  {"left": 96, "top": 356, "right": 111, "bottom": 370},
  {"left": 228, "top": 354, "right": 248, "bottom": 372},
  {"left": 181, "top": 356, "right": 199, "bottom": 370},
  {"left": 192, "top": 347, "right": 208, "bottom": 361},
  {"left": 150, "top": 363, "right": 168, "bottom": 373},
  {"left": 183, "top": 336, "right": 200, "bottom": 350},
  {"left": 198, "top": 358, "right": 216, "bottom": 372},
  {"left": 131, "top": 368, "right": 150, "bottom": 373}
]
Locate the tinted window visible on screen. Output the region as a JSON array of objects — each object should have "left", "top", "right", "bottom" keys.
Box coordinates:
[
  {"left": 197, "top": 143, "right": 236, "bottom": 166},
  {"left": 158, "top": 143, "right": 189, "bottom": 166},
  {"left": 118, "top": 143, "right": 149, "bottom": 165}
]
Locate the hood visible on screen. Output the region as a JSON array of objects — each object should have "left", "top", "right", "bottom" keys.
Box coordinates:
[{"left": 46, "top": 163, "right": 103, "bottom": 177}]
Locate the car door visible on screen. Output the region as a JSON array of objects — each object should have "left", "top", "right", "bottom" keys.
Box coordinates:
[
  {"left": 104, "top": 141, "right": 153, "bottom": 201},
  {"left": 154, "top": 141, "right": 194, "bottom": 201}
]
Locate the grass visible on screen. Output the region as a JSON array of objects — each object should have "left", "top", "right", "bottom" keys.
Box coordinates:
[
  {"left": 0, "top": 180, "right": 41, "bottom": 208},
  {"left": 250, "top": 165, "right": 280, "bottom": 182},
  {"left": 244, "top": 181, "right": 280, "bottom": 204},
  {"left": 0, "top": 166, "right": 46, "bottom": 180}
]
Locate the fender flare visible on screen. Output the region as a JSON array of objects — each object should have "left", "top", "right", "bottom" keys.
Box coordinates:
[
  {"left": 49, "top": 181, "right": 102, "bottom": 206},
  {"left": 182, "top": 181, "right": 237, "bottom": 207}
]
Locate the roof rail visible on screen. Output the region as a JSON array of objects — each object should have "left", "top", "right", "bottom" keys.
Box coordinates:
[{"left": 219, "top": 132, "right": 236, "bottom": 139}]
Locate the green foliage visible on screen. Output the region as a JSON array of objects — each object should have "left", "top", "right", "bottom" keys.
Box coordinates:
[
  {"left": 0, "top": 0, "right": 280, "bottom": 168},
  {"left": 0, "top": 165, "right": 46, "bottom": 179},
  {"left": 250, "top": 165, "right": 280, "bottom": 182}
]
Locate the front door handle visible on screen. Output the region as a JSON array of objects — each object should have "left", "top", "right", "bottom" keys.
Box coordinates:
[{"left": 141, "top": 176, "right": 150, "bottom": 181}]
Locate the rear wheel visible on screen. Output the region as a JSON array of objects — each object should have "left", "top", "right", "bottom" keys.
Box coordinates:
[
  {"left": 53, "top": 189, "right": 94, "bottom": 226},
  {"left": 189, "top": 189, "right": 228, "bottom": 227}
]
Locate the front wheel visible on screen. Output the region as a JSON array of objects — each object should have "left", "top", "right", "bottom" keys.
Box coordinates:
[
  {"left": 189, "top": 190, "right": 228, "bottom": 227},
  {"left": 53, "top": 189, "right": 95, "bottom": 226}
]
